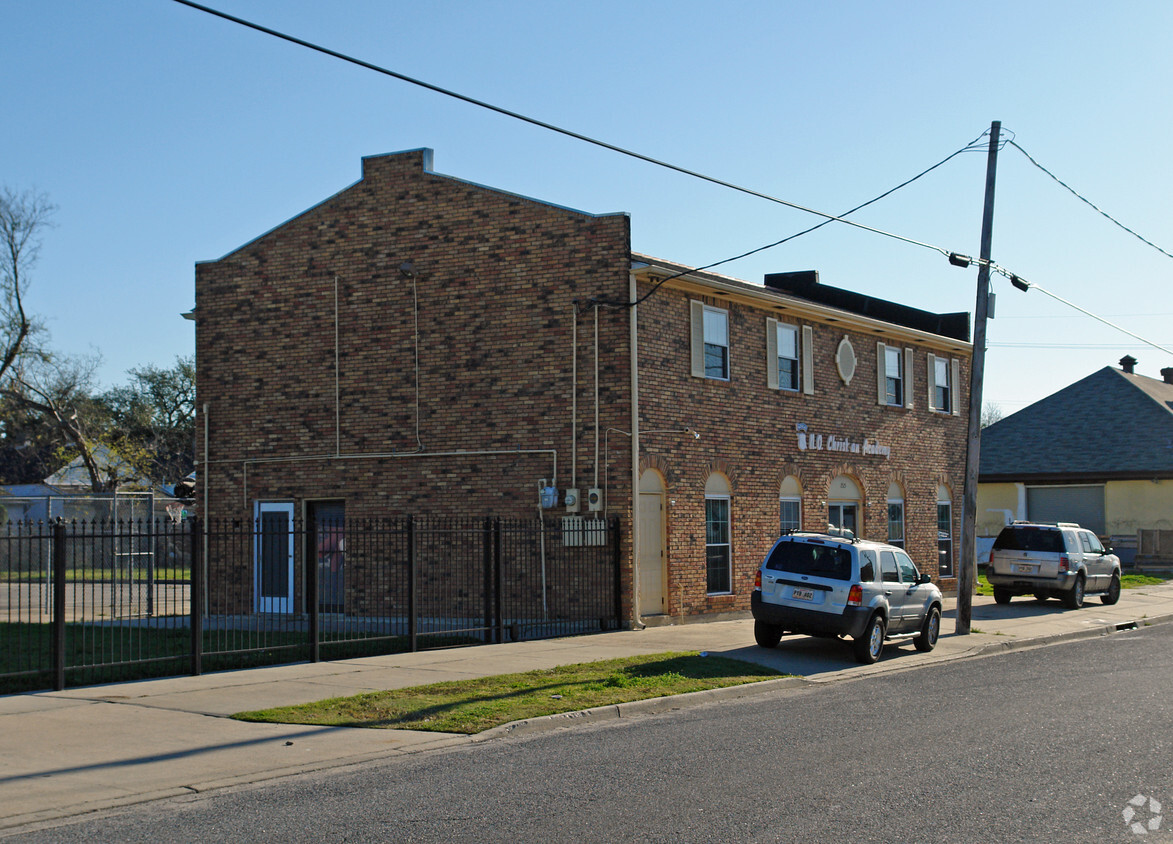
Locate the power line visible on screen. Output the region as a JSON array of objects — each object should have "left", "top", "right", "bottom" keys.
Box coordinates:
[
  {"left": 609, "top": 133, "right": 989, "bottom": 308},
  {"left": 1006, "top": 138, "right": 1173, "bottom": 261},
  {"left": 171, "top": 0, "right": 971, "bottom": 264},
  {"left": 989, "top": 265, "right": 1173, "bottom": 357}
]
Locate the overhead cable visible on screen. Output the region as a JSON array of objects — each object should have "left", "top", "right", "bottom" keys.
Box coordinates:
[
  {"left": 1007, "top": 138, "right": 1173, "bottom": 261},
  {"left": 171, "top": 0, "right": 968, "bottom": 263}
]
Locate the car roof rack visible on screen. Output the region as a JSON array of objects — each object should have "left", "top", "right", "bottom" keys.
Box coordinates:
[{"left": 779, "top": 529, "right": 859, "bottom": 544}]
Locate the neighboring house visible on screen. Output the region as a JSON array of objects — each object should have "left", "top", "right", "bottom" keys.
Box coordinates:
[
  {"left": 193, "top": 148, "right": 972, "bottom": 624},
  {"left": 978, "top": 357, "right": 1173, "bottom": 564},
  {"left": 43, "top": 445, "right": 156, "bottom": 493}
]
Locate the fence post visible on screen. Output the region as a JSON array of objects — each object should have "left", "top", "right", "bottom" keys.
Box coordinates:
[
  {"left": 612, "top": 516, "right": 622, "bottom": 630},
  {"left": 493, "top": 518, "right": 504, "bottom": 645},
  {"left": 190, "top": 518, "right": 203, "bottom": 676},
  {"left": 407, "top": 515, "right": 417, "bottom": 653},
  {"left": 482, "top": 517, "right": 493, "bottom": 644},
  {"left": 52, "top": 519, "right": 67, "bottom": 691},
  {"left": 307, "top": 517, "right": 320, "bottom": 664}
]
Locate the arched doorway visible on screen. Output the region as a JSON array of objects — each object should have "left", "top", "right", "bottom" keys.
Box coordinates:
[{"left": 637, "top": 470, "right": 667, "bottom": 616}]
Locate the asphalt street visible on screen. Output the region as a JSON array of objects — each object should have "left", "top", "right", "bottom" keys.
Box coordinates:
[{"left": 8, "top": 622, "right": 1173, "bottom": 843}]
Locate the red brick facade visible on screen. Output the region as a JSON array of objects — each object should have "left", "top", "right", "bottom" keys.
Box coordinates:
[{"left": 195, "top": 149, "right": 970, "bottom": 625}]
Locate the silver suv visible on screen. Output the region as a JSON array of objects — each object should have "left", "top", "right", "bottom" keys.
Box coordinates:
[
  {"left": 986, "top": 521, "right": 1121, "bottom": 608},
  {"left": 751, "top": 532, "right": 943, "bottom": 664}
]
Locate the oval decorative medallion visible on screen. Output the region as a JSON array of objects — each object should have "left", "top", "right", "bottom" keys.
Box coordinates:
[{"left": 836, "top": 336, "right": 856, "bottom": 384}]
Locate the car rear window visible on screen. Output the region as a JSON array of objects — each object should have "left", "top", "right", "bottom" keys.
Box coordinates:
[
  {"left": 764, "top": 541, "right": 852, "bottom": 580},
  {"left": 993, "top": 527, "right": 1065, "bottom": 553}
]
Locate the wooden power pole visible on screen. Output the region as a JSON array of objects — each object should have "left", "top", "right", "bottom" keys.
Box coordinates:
[{"left": 957, "top": 120, "right": 1001, "bottom": 635}]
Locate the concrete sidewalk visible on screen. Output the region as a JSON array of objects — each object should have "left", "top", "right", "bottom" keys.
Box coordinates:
[{"left": 4, "top": 583, "right": 1173, "bottom": 833}]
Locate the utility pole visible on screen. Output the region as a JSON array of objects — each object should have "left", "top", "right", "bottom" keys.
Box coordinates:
[{"left": 957, "top": 120, "right": 1001, "bottom": 635}]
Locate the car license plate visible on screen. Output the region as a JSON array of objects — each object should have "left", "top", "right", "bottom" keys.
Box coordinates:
[
  {"left": 791, "top": 587, "right": 815, "bottom": 601},
  {"left": 1012, "top": 563, "right": 1037, "bottom": 574}
]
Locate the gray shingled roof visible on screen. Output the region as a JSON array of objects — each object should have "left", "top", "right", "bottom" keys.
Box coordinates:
[{"left": 980, "top": 366, "right": 1173, "bottom": 480}]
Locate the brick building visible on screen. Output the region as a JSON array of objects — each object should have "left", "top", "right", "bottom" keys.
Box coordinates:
[{"left": 194, "top": 148, "right": 971, "bottom": 625}]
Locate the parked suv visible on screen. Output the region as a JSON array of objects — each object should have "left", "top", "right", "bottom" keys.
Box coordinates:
[
  {"left": 751, "top": 532, "right": 943, "bottom": 664},
  {"left": 986, "top": 521, "right": 1121, "bottom": 608}
]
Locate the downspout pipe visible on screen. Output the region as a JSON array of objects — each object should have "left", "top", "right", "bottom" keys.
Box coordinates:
[{"left": 629, "top": 271, "right": 642, "bottom": 626}]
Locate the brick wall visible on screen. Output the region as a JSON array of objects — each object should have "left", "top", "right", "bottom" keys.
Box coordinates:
[
  {"left": 634, "top": 281, "right": 969, "bottom": 617},
  {"left": 195, "top": 150, "right": 636, "bottom": 614}
]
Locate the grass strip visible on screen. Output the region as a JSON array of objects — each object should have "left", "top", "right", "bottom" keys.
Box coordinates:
[{"left": 233, "top": 651, "right": 785, "bottom": 735}]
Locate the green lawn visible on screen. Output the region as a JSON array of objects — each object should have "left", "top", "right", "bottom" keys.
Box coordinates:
[{"left": 234, "top": 652, "right": 786, "bottom": 735}]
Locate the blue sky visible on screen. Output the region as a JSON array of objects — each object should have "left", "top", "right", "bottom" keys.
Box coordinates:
[{"left": 3, "top": 0, "right": 1172, "bottom": 413}]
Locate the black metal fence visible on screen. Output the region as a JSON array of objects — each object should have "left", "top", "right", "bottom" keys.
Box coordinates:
[{"left": 0, "top": 515, "right": 621, "bottom": 693}]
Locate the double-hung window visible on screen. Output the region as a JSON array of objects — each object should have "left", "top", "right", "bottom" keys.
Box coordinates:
[
  {"left": 767, "top": 319, "right": 814, "bottom": 394},
  {"left": 691, "top": 302, "right": 730, "bottom": 380},
  {"left": 928, "top": 354, "right": 960, "bottom": 415},
  {"left": 884, "top": 346, "right": 903, "bottom": 406},
  {"left": 775, "top": 323, "right": 799, "bottom": 391},
  {"left": 877, "top": 342, "right": 914, "bottom": 408}
]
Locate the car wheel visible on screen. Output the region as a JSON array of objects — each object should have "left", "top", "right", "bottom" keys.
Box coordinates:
[
  {"left": 1101, "top": 572, "right": 1121, "bottom": 606},
  {"left": 754, "top": 619, "right": 783, "bottom": 648},
  {"left": 1062, "top": 574, "right": 1086, "bottom": 609},
  {"left": 993, "top": 587, "right": 1013, "bottom": 605},
  {"left": 914, "top": 606, "right": 941, "bottom": 652},
  {"left": 853, "top": 614, "right": 885, "bottom": 664}
]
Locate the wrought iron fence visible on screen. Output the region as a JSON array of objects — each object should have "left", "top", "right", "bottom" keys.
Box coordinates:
[{"left": 0, "top": 515, "right": 621, "bottom": 693}]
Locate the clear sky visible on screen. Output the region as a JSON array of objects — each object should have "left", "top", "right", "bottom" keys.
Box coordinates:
[{"left": 3, "top": 0, "right": 1171, "bottom": 414}]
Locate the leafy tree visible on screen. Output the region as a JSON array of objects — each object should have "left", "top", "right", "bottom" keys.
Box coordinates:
[{"left": 101, "top": 356, "right": 195, "bottom": 484}]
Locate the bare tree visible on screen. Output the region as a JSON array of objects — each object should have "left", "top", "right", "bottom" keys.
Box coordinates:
[
  {"left": 3, "top": 352, "right": 147, "bottom": 493},
  {"left": 0, "top": 187, "right": 54, "bottom": 383},
  {"left": 981, "top": 401, "right": 1004, "bottom": 428}
]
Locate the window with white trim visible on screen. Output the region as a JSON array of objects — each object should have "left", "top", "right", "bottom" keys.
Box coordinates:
[
  {"left": 928, "top": 354, "right": 960, "bottom": 415},
  {"left": 884, "top": 346, "right": 903, "bottom": 406},
  {"left": 705, "top": 496, "right": 732, "bottom": 593},
  {"left": 775, "top": 322, "right": 799, "bottom": 391},
  {"left": 705, "top": 473, "right": 732, "bottom": 594},
  {"left": 703, "top": 306, "right": 729, "bottom": 380},
  {"left": 937, "top": 486, "right": 954, "bottom": 577},
  {"left": 877, "top": 342, "right": 914, "bottom": 408},
  {"left": 887, "top": 482, "right": 905, "bottom": 547},
  {"left": 780, "top": 474, "right": 802, "bottom": 533}
]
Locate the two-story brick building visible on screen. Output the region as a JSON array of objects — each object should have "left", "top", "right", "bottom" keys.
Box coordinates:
[{"left": 194, "top": 148, "right": 971, "bottom": 625}]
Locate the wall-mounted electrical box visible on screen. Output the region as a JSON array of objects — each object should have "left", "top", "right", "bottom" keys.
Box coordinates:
[
  {"left": 586, "top": 488, "right": 602, "bottom": 512},
  {"left": 564, "top": 488, "right": 581, "bottom": 513}
]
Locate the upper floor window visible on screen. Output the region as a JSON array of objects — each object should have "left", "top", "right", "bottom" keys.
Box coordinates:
[
  {"left": 885, "top": 346, "right": 903, "bottom": 406},
  {"left": 691, "top": 301, "right": 730, "bottom": 380},
  {"left": 704, "top": 307, "right": 729, "bottom": 379},
  {"left": 776, "top": 323, "right": 799, "bottom": 391},
  {"left": 928, "top": 354, "right": 960, "bottom": 415},
  {"left": 767, "top": 319, "right": 814, "bottom": 394},
  {"left": 877, "top": 342, "right": 914, "bottom": 409}
]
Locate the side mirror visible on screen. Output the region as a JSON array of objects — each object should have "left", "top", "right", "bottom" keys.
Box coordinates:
[{"left": 918, "top": 572, "right": 933, "bottom": 585}]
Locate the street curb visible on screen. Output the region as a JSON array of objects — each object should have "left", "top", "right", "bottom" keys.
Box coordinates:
[
  {"left": 479, "top": 611, "right": 1173, "bottom": 740},
  {"left": 478, "top": 676, "right": 813, "bottom": 741}
]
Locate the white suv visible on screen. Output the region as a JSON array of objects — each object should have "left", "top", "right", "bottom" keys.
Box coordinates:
[
  {"left": 751, "top": 532, "right": 943, "bottom": 664},
  {"left": 986, "top": 521, "right": 1121, "bottom": 608}
]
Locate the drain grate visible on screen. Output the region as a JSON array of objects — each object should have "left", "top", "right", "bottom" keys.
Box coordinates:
[{"left": 1116, "top": 621, "right": 1139, "bottom": 631}]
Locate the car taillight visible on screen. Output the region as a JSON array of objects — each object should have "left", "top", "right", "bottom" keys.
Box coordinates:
[
  {"left": 847, "top": 585, "right": 863, "bottom": 606},
  {"left": 755, "top": 570, "right": 761, "bottom": 590},
  {"left": 1058, "top": 555, "right": 1069, "bottom": 573}
]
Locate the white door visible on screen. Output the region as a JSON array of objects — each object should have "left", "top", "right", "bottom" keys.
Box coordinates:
[
  {"left": 638, "top": 491, "right": 667, "bottom": 616},
  {"left": 255, "top": 502, "right": 294, "bottom": 613}
]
